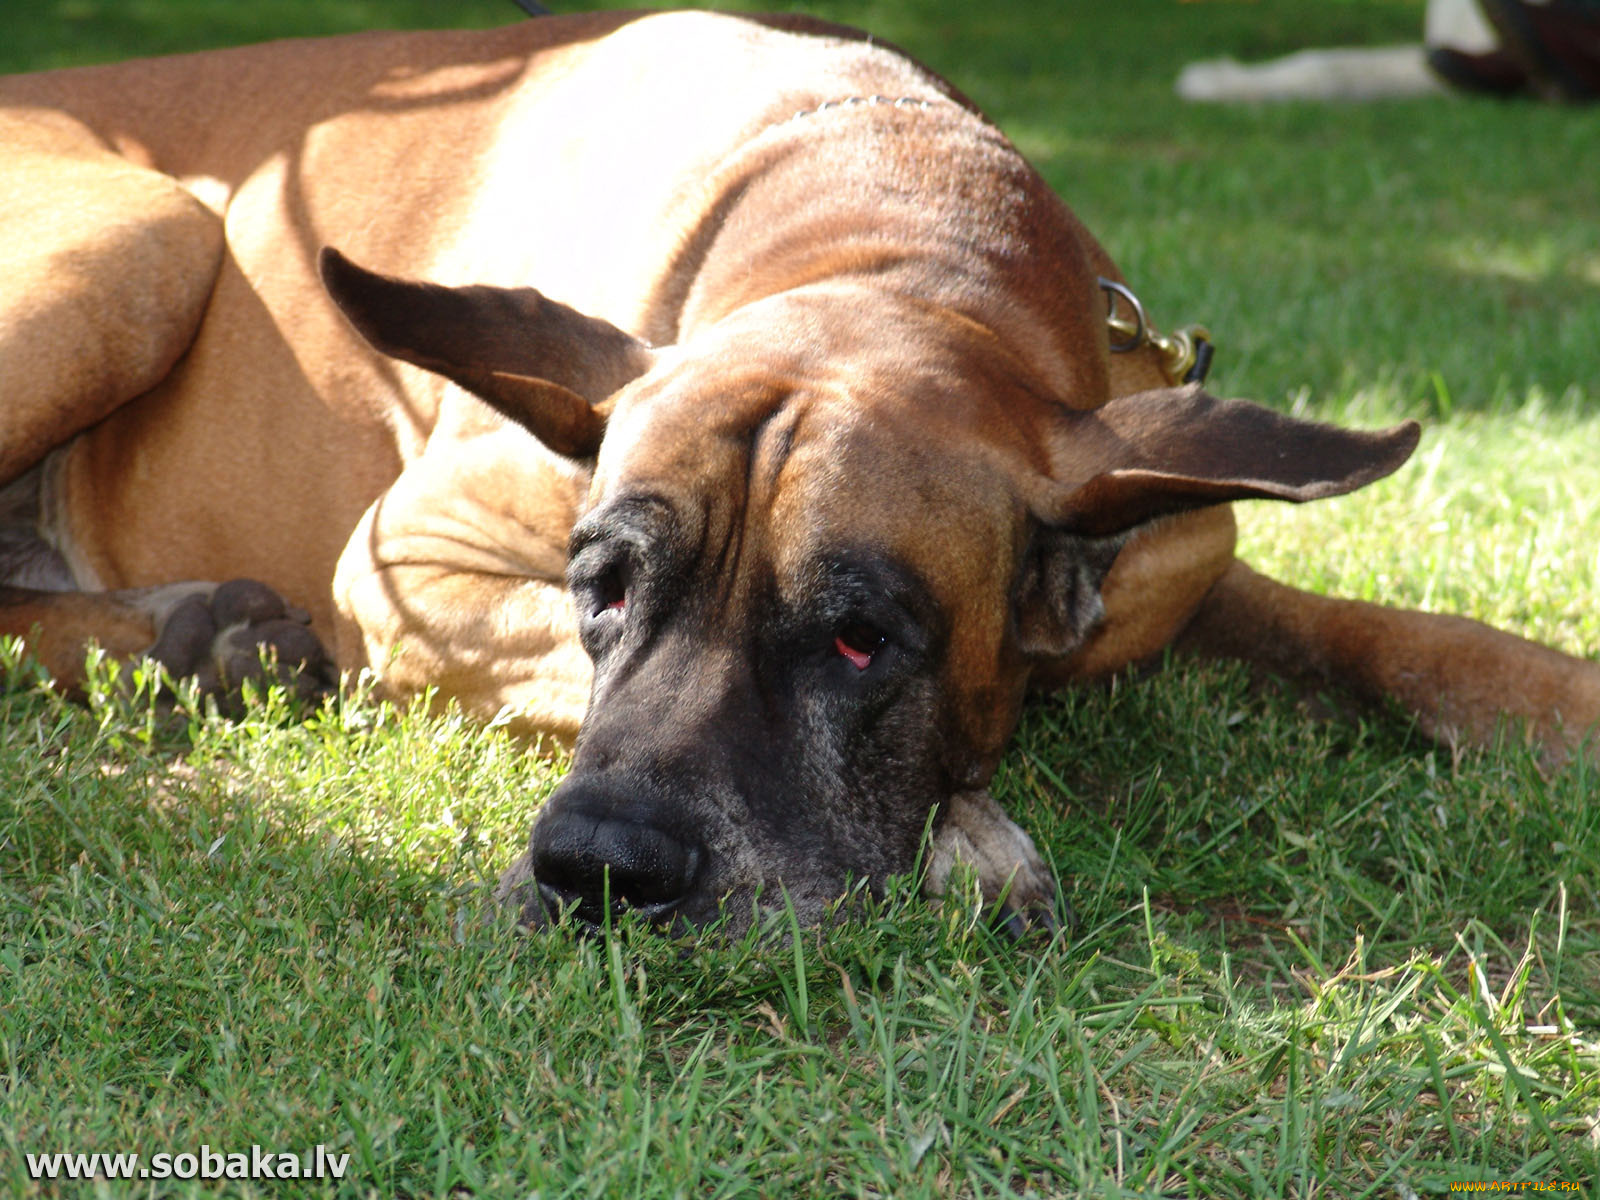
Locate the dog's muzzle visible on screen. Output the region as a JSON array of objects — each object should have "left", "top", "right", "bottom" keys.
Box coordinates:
[{"left": 528, "top": 778, "right": 704, "bottom": 928}]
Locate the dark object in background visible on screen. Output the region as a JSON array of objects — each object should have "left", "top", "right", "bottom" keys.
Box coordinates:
[
  {"left": 1429, "top": 0, "right": 1600, "bottom": 100},
  {"left": 1477, "top": 0, "right": 1600, "bottom": 100},
  {"left": 1426, "top": 45, "right": 1535, "bottom": 96}
]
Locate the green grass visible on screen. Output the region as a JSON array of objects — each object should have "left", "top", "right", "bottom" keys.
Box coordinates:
[{"left": 3, "top": 1, "right": 1598, "bottom": 1196}]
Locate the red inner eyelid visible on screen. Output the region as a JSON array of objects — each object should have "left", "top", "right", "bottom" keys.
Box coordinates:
[
  {"left": 834, "top": 634, "right": 875, "bottom": 670},
  {"left": 599, "top": 567, "right": 627, "bottom": 612}
]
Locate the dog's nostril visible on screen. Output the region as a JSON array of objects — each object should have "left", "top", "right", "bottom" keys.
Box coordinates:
[{"left": 531, "top": 813, "right": 701, "bottom": 926}]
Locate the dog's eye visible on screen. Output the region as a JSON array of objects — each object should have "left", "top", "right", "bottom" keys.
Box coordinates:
[
  {"left": 574, "top": 561, "right": 628, "bottom": 623},
  {"left": 834, "top": 622, "right": 886, "bottom": 670},
  {"left": 594, "top": 568, "right": 627, "bottom": 617}
]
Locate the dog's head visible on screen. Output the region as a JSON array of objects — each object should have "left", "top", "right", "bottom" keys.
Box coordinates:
[{"left": 322, "top": 248, "right": 1417, "bottom": 933}]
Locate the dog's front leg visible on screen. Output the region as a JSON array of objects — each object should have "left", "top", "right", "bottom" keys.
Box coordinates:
[
  {"left": 332, "top": 430, "right": 593, "bottom": 744},
  {"left": 1179, "top": 558, "right": 1600, "bottom": 767},
  {"left": 2, "top": 579, "right": 335, "bottom": 708}
]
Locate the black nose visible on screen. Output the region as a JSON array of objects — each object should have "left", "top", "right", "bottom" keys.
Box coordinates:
[{"left": 530, "top": 793, "right": 702, "bottom": 927}]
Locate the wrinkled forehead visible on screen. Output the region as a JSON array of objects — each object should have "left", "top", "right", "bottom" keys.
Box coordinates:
[
  {"left": 588, "top": 350, "right": 1033, "bottom": 607},
  {"left": 765, "top": 405, "right": 1024, "bottom": 605},
  {"left": 587, "top": 364, "right": 789, "bottom": 542}
]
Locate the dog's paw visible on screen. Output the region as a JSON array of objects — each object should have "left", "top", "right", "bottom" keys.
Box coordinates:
[
  {"left": 925, "top": 790, "right": 1068, "bottom": 937},
  {"left": 132, "top": 578, "right": 337, "bottom": 709}
]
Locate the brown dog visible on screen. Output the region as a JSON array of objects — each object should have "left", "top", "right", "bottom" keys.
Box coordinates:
[{"left": 2, "top": 11, "right": 1595, "bottom": 931}]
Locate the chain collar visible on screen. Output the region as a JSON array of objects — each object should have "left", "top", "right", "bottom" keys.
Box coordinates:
[
  {"left": 1098, "top": 277, "right": 1215, "bottom": 385},
  {"left": 781, "top": 94, "right": 943, "bottom": 125}
]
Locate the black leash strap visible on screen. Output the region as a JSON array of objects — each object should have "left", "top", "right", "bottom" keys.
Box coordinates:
[{"left": 508, "top": 0, "right": 552, "bottom": 15}]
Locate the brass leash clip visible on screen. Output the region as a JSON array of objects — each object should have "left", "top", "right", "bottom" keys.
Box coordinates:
[{"left": 1098, "top": 277, "right": 1214, "bottom": 385}]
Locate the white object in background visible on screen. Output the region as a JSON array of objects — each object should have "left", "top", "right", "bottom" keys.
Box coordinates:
[
  {"left": 1176, "top": 45, "right": 1446, "bottom": 102},
  {"left": 1424, "top": 0, "right": 1499, "bottom": 53}
]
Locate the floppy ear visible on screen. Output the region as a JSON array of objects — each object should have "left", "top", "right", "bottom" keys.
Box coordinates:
[
  {"left": 1015, "top": 385, "right": 1420, "bottom": 656},
  {"left": 319, "top": 247, "right": 657, "bottom": 458}
]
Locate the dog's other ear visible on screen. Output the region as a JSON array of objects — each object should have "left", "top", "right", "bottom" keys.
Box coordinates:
[
  {"left": 319, "top": 247, "right": 657, "bottom": 457},
  {"left": 1015, "top": 385, "right": 1420, "bottom": 656},
  {"left": 1036, "top": 385, "right": 1421, "bottom": 536},
  {"left": 1013, "top": 527, "right": 1128, "bottom": 659}
]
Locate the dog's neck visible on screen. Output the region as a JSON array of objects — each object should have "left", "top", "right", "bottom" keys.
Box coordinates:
[{"left": 645, "top": 93, "right": 1107, "bottom": 409}]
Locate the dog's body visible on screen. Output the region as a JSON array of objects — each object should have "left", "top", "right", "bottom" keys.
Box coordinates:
[{"left": 4, "top": 12, "right": 1596, "bottom": 929}]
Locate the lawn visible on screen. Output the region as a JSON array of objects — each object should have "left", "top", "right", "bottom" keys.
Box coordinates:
[{"left": 3, "top": 1, "right": 1598, "bottom": 1196}]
